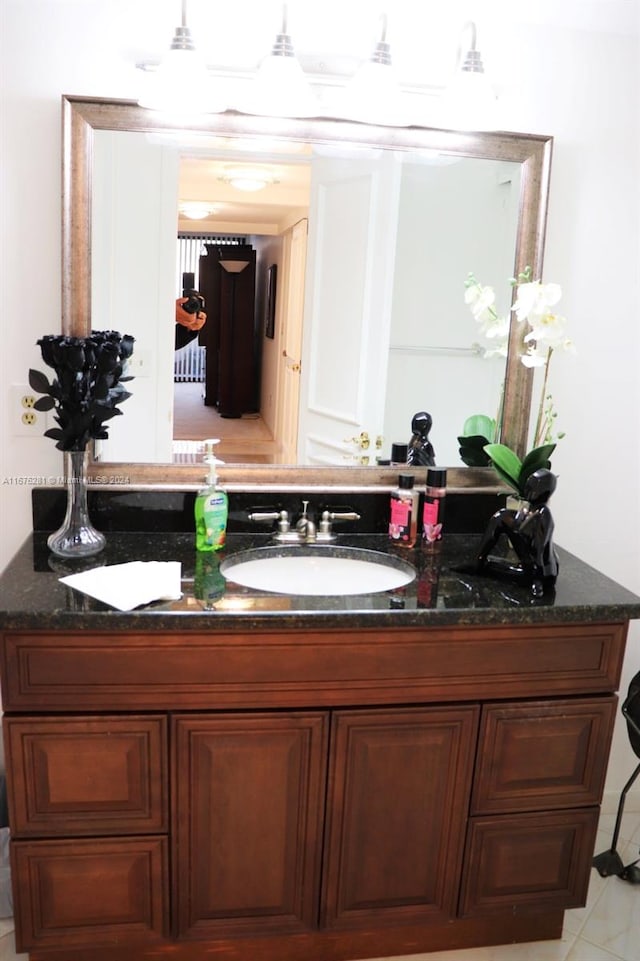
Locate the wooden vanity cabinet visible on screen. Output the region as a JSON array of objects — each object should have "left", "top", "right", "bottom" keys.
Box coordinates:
[
  {"left": 0, "top": 620, "right": 627, "bottom": 961},
  {"left": 321, "top": 706, "right": 479, "bottom": 930},
  {"left": 173, "top": 712, "right": 329, "bottom": 939}
]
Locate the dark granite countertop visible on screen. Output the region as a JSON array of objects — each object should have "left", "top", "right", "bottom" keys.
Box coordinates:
[{"left": 2, "top": 531, "right": 639, "bottom": 631}]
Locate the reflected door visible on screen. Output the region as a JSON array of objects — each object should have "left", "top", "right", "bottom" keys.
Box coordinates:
[
  {"left": 297, "top": 152, "right": 402, "bottom": 464},
  {"left": 276, "top": 219, "right": 308, "bottom": 462}
]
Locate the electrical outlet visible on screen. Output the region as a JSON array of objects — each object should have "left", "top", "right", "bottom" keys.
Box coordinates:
[
  {"left": 11, "top": 386, "right": 42, "bottom": 436},
  {"left": 126, "top": 349, "right": 152, "bottom": 377}
]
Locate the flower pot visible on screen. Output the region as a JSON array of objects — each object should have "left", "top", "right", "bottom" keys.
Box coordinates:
[{"left": 47, "top": 451, "right": 106, "bottom": 558}]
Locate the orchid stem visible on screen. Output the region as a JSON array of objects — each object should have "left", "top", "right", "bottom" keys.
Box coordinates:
[{"left": 533, "top": 349, "right": 552, "bottom": 447}]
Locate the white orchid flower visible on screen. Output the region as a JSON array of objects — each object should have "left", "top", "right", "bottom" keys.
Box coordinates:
[
  {"left": 484, "top": 315, "right": 511, "bottom": 339},
  {"left": 524, "top": 312, "right": 573, "bottom": 353},
  {"left": 464, "top": 268, "right": 573, "bottom": 451},
  {"left": 512, "top": 281, "right": 562, "bottom": 323},
  {"left": 520, "top": 346, "right": 548, "bottom": 368},
  {"left": 465, "top": 282, "right": 496, "bottom": 320}
]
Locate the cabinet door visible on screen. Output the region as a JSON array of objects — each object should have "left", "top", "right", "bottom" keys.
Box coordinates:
[
  {"left": 174, "top": 712, "right": 328, "bottom": 939},
  {"left": 11, "top": 836, "right": 168, "bottom": 952},
  {"left": 322, "top": 705, "right": 479, "bottom": 929},
  {"left": 471, "top": 697, "right": 617, "bottom": 814},
  {"left": 4, "top": 715, "right": 167, "bottom": 836},
  {"left": 459, "top": 808, "right": 599, "bottom": 917}
]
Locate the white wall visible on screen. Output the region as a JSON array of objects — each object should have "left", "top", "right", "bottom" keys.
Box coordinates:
[
  {"left": 384, "top": 158, "right": 520, "bottom": 464},
  {"left": 253, "top": 234, "right": 284, "bottom": 436},
  {"left": 92, "top": 131, "right": 178, "bottom": 463},
  {"left": 1, "top": 1, "right": 639, "bottom": 803}
]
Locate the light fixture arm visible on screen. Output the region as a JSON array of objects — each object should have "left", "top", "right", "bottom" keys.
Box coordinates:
[
  {"left": 370, "top": 12, "right": 391, "bottom": 66},
  {"left": 271, "top": 3, "right": 295, "bottom": 58},
  {"left": 168, "top": 0, "right": 196, "bottom": 52},
  {"left": 459, "top": 20, "right": 485, "bottom": 74}
]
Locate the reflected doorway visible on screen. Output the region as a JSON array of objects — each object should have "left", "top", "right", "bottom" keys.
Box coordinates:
[{"left": 172, "top": 381, "right": 278, "bottom": 464}]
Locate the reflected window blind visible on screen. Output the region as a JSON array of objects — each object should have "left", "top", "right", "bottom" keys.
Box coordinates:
[{"left": 176, "top": 235, "right": 243, "bottom": 295}]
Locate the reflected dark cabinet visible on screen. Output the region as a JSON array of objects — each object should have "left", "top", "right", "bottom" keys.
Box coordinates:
[{"left": 198, "top": 244, "right": 259, "bottom": 418}]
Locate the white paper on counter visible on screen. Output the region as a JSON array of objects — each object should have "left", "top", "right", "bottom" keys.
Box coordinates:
[{"left": 59, "top": 561, "right": 182, "bottom": 611}]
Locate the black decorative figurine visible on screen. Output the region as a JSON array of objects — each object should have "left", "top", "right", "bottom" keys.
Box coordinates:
[
  {"left": 474, "top": 468, "right": 559, "bottom": 598},
  {"left": 407, "top": 411, "right": 436, "bottom": 467}
]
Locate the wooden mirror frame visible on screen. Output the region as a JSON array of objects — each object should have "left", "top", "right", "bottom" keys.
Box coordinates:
[{"left": 62, "top": 95, "right": 552, "bottom": 492}]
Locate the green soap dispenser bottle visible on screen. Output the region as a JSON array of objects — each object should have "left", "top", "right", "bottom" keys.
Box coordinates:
[{"left": 194, "top": 439, "right": 228, "bottom": 552}]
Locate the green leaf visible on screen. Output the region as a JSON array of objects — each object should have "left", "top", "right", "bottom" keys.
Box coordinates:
[
  {"left": 458, "top": 434, "right": 492, "bottom": 451},
  {"left": 520, "top": 443, "right": 556, "bottom": 485},
  {"left": 483, "top": 443, "right": 523, "bottom": 493},
  {"left": 462, "top": 414, "right": 496, "bottom": 441},
  {"left": 29, "top": 368, "right": 51, "bottom": 394}
]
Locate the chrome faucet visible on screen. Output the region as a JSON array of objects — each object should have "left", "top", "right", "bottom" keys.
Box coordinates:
[
  {"left": 248, "top": 501, "right": 361, "bottom": 544},
  {"left": 296, "top": 501, "right": 317, "bottom": 543}
]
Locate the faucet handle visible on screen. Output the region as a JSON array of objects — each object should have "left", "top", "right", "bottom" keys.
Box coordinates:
[
  {"left": 248, "top": 509, "right": 290, "bottom": 532},
  {"left": 323, "top": 510, "right": 361, "bottom": 524},
  {"left": 318, "top": 510, "right": 361, "bottom": 541}
]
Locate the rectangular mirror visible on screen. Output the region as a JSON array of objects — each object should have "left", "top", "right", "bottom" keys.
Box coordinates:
[{"left": 63, "top": 96, "right": 552, "bottom": 490}]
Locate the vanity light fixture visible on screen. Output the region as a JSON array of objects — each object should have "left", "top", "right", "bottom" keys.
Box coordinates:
[
  {"left": 336, "top": 13, "right": 409, "bottom": 127},
  {"left": 218, "top": 167, "right": 280, "bottom": 192},
  {"left": 137, "top": 0, "right": 226, "bottom": 116},
  {"left": 179, "top": 201, "right": 218, "bottom": 220},
  {"left": 240, "top": 3, "right": 318, "bottom": 118},
  {"left": 442, "top": 21, "right": 497, "bottom": 131}
]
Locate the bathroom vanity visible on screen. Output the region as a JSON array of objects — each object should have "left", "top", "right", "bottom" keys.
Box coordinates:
[{"left": 2, "top": 521, "right": 640, "bottom": 961}]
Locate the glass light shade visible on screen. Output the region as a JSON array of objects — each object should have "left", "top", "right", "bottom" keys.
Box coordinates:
[
  {"left": 441, "top": 68, "right": 497, "bottom": 131},
  {"left": 179, "top": 202, "right": 215, "bottom": 219},
  {"left": 138, "top": 48, "right": 226, "bottom": 117},
  {"left": 219, "top": 260, "right": 250, "bottom": 274},
  {"left": 229, "top": 178, "right": 267, "bottom": 192},
  {"left": 219, "top": 167, "right": 278, "bottom": 192},
  {"left": 337, "top": 59, "right": 409, "bottom": 126},
  {"left": 242, "top": 53, "right": 317, "bottom": 119}
]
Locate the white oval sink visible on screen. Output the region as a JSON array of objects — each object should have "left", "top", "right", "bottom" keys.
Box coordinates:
[{"left": 220, "top": 546, "right": 415, "bottom": 596}]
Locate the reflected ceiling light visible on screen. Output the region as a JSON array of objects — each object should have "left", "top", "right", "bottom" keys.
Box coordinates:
[
  {"left": 179, "top": 201, "right": 218, "bottom": 219},
  {"left": 240, "top": 3, "right": 317, "bottom": 118},
  {"left": 219, "top": 259, "right": 250, "bottom": 274},
  {"left": 442, "top": 21, "right": 497, "bottom": 131},
  {"left": 137, "top": 0, "right": 226, "bottom": 116},
  {"left": 337, "top": 13, "right": 409, "bottom": 127},
  {"left": 218, "top": 167, "right": 280, "bottom": 192}
]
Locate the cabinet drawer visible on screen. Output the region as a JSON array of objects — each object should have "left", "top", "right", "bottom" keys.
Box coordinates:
[
  {"left": 11, "top": 836, "right": 169, "bottom": 951},
  {"left": 459, "top": 808, "right": 599, "bottom": 918},
  {"left": 4, "top": 716, "right": 167, "bottom": 836},
  {"left": 1, "top": 622, "right": 627, "bottom": 711},
  {"left": 471, "top": 698, "right": 616, "bottom": 814}
]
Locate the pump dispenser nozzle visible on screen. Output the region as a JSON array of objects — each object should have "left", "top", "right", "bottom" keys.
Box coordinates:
[{"left": 202, "top": 438, "right": 224, "bottom": 487}]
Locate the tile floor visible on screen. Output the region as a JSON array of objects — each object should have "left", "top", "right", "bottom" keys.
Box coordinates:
[{"left": 0, "top": 811, "right": 638, "bottom": 961}]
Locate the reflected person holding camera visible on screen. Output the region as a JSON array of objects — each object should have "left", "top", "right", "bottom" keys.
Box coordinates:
[{"left": 175, "top": 289, "right": 207, "bottom": 350}]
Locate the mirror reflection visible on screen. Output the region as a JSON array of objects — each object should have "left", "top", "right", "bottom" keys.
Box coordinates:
[
  {"left": 92, "top": 130, "right": 520, "bottom": 467},
  {"left": 64, "top": 98, "right": 552, "bottom": 486}
]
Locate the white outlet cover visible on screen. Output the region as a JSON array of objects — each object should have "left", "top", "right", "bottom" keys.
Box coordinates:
[{"left": 11, "top": 385, "right": 42, "bottom": 436}]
